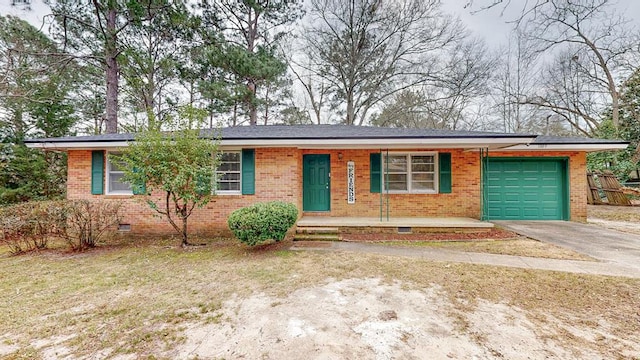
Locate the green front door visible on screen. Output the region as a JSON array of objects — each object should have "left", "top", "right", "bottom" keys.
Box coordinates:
[
  {"left": 484, "top": 158, "right": 568, "bottom": 220},
  {"left": 303, "top": 154, "right": 330, "bottom": 211}
]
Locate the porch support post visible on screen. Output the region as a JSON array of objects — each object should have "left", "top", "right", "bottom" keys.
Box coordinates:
[
  {"left": 480, "top": 148, "right": 489, "bottom": 221},
  {"left": 386, "top": 148, "right": 390, "bottom": 221},
  {"left": 379, "top": 149, "right": 383, "bottom": 222}
]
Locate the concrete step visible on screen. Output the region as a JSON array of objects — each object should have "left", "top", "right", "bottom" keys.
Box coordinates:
[
  {"left": 293, "top": 233, "right": 341, "bottom": 241},
  {"left": 296, "top": 227, "right": 339, "bottom": 234}
]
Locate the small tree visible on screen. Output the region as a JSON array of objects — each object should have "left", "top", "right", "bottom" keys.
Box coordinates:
[{"left": 114, "top": 116, "right": 220, "bottom": 246}]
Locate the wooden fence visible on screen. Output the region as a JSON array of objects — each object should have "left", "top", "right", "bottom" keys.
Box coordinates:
[{"left": 587, "top": 171, "right": 631, "bottom": 206}]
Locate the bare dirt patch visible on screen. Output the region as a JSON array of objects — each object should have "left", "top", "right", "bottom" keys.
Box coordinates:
[
  {"left": 588, "top": 204, "right": 640, "bottom": 234},
  {"left": 342, "top": 228, "right": 517, "bottom": 241},
  {"left": 348, "top": 237, "right": 592, "bottom": 261},
  {"left": 174, "top": 278, "right": 640, "bottom": 360},
  {"left": 588, "top": 218, "right": 640, "bottom": 235},
  {"left": 588, "top": 204, "right": 640, "bottom": 222},
  {"left": 2, "top": 240, "right": 639, "bottom": 359}
]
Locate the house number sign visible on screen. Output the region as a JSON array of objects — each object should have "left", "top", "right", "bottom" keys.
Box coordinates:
[{"left": 347, "top": 161, "right": 356, "bottom": 204}]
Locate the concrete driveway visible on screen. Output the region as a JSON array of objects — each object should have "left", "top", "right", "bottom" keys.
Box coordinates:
[{"left": 493, "top": 221, "right": 640, "bottom": 271}]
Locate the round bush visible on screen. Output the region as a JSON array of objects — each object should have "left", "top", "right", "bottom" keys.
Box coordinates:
[{"left": 227, "top": 201, "right": 298, "bottom": 246}]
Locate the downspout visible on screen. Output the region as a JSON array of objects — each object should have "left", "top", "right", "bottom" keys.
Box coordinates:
[
  {"left": 386, "top": 148, "right": 390, "bottom": 221},
  {"left": 480, "top": 148, "right": 489, "bottom": 221},
  {"left": 379, "top": 149, "right": 383, "bottom": 221}
]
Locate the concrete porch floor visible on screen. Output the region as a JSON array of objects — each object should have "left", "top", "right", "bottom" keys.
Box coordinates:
[{"left": 296, "top": 216, "right": 494, "bottom": 228}]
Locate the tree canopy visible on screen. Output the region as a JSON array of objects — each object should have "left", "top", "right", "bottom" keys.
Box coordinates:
[
  {"left": 0, "top": 15, "right": 77, "bottom": 204},
  {"left": 113, "top": 109, "right": 220, "bottom": 246},
  {"left": 1, "top": 0, "right": 638, "bottom": 175}
]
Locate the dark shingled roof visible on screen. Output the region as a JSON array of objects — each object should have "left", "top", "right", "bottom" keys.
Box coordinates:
[
  {"left": 23, "top": 124, "right": 627, "bottom": 145},
  {"left": 532, "top": 135, "right": 627, "bottom": 145},
  {"left": 211, "top": 125, "right": 531, "bottom": 139}
]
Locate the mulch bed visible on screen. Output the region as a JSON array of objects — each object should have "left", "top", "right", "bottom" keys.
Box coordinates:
[{"left": 341, "top": 229, "right": 519, "bottom": 242}]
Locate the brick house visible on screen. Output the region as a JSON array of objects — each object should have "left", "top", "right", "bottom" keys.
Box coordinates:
[{"left": 25, "top": 125, "right": 627, "bottom": 236}]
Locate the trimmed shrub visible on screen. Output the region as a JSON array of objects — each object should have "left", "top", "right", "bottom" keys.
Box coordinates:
[
  {"left": 64, "top": 199, "right": 123, "bottom": 250},
  {"left": 227, "top": 201, "right": 298, "bottom": 246},
  {"left": 0, "top": 199, "right": 123, "bottom": 254},
  {"left": 0, "top": 200, "right": 67, "bottom": 254}
]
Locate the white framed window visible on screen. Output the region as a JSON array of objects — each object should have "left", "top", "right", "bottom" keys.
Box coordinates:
[
  {"left": 383, "top": 152, "right": 437, "bottom": 193},
  {"left": 106, "top": 152, "right": 133, "bottom": 195},
  {"left": 216, "top": 151, "right": 241, "bottom": 194}
]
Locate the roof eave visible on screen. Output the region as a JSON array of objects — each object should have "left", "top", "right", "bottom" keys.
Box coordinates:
[
  {"left": 25, "top": 141, "right": 131, "bottom": 150},
  {"left": 503, "top": 143, "right": 629, "bottom": 152},
  {"left": 25, "top": 136, "right": 538, "bottom": 150}
]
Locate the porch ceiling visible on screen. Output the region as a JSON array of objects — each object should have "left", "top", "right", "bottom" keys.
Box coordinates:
[{"left": 296, "top": 216, "right": 494, "bottom": 228}]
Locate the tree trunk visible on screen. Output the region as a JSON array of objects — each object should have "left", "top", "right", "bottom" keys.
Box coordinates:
[
  {"left": 346, "top": 91, "right": 355, "bottom": 125},
  {"left": 248, "top": 80, "right": 257, "bottom": 125},
  {"left": 610, "top": 91, "right": 620, "bottom": 130},
  {"left": 209, "top": 99, "right": 214, "bottom": 129},
  {"left": 246, "top": 7, "right": 259, "bottom": 126},
  {"left": 263, "top": 85, "right": 269, "bottom": 125},
  {"left": 105, "top": 6, "right": 119, "bottom": 134},
  {"left": 233, "top": 101, "right": 238, "bottom": 126},
  {"left": 181, "top": 214, "right": 189, "bottom": 247}
]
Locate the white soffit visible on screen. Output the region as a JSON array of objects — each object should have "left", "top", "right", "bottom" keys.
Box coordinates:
[
  {"left": 24, "top": 142, "right": 130, "bottom": 150},
  {"left": 25, "top": 137, "right": 538, "bottom": 150}
]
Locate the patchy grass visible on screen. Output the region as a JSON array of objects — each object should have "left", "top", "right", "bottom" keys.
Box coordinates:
[
  {"left": 342, "top": 228, "right": 517, "bottom": 242},
  {"left": 373, "top": 238, "right": 594, "bottom": 261},
  {"left": 587, "top": 204, "right": 640, "bottom": 235},
  {"left": 588, "top": 204, "right": 640, "bottom": 222},
  {"left": 0, "top": 237, "right": 638, "bottom": 359}
]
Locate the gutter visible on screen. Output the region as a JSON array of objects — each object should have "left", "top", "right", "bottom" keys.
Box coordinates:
[
  {"left": 503, "top": 142, "right": 629, "bottom": 152},
  {"left": 24, "top": 136, "right": 538, "bottom": 151}
]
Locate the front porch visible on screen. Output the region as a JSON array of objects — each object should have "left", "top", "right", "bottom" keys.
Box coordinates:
[{"left": 294, "top": 216, "right": 494, "bottom": 241}]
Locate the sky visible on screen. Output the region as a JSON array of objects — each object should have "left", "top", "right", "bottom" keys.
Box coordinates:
[
  {"left": 2, "top": 0, "right": 639, "bottom": 48},
  {"left": 441, "top": 0, "right": 640, "bottom": 48},
  {"left": 0, "top": 0, "right": 50, "bottom": 29},
  {"left": 2, "top": 0, "right": 638, "bottom": 129}
]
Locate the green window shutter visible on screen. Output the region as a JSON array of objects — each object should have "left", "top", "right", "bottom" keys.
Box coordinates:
[
  {"left": 370, "top": 153, "right": 381, "bottom": 193},
  {"left": 132, "top": 168, "right": 146, "bottom": 195},
  {"left": 439, "top": 152, "right": 452, "bottom": 194},
  {"left": 241, "top": 149, "right": 255, "bottom": 195},
  {"left": 91, "top": 150, "right": 104, "bottom": 195}
]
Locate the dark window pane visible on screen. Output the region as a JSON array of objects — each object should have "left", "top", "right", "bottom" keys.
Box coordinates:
[
  {"left": 221, "top": 152, "right": 240, "bottom": 162},
  {"left": 411, "top": 156, "right": 434, "bottom": 172},
  {"left": 386, "top": 155, "right": 407, "bottom": 172},
  {"left": 109, "top": 173, "right": 131, "bottom": 192},
  {"left": 218, "top": 181, "right": 240, "bottom": 191},
  {"left": 411, "top": 155, "right": 434, "bottom": 164},
  {"left": 412, "top": 173, "right": 434, "bottom": 181},
  {"left": 387, "top": 174, "right": 407, "bottom": 183},
  {"left": 412, "top": 181, "right": 435, "bottom": 190},
  {"left": 110, "top": 161, "right": 127, "bottom": 172},
  {"left": 385, "top": 181, "right": 408, "bottom": 191},
  {"left": 220, "top": 173, "right": 240, "bottom": 181},
  {"left": 218, "top": 162, "right": 240, "bottom": 172}
]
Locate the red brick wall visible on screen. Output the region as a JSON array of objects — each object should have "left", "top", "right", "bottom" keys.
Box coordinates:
[
  {"left": 301, "top": 149, "right": 481, "bottom": 218},
  {"left": 67, "top": 148, "right": 301, "bottom": 236},
  {"left": 303, "top": 149, "right": 586, "bottom": 221},
  {"left": 66, "top": 148, "right": 587, "bottom": 235}
]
